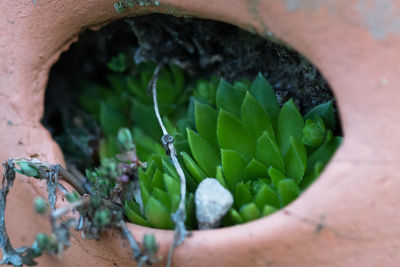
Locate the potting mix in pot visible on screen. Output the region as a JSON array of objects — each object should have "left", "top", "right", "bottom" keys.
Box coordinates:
[{"left": 2, "top": 15, "right": 341, "bottom": 266}]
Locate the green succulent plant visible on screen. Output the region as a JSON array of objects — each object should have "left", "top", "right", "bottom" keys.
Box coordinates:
[
  {"left": 124, "top": 154, "right": 197, "bottom": 229},
  {"left": 78, "top": 53, "right": 341, "bottom": 230},
  {"left": 181, "top": 74, "right": 341, "bottom": 225}
]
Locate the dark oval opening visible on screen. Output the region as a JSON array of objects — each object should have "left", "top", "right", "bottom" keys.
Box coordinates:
[{"left": 43, "top": 14, "right": 341, "bottom": 232}]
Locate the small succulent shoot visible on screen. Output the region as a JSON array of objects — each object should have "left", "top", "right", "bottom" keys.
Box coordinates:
[
  {"left": 117, "top": 128, "right": 135, "bottom": 151},
  {"left": 93, "top": 209, "right": 112, "bottom": 227},
  {"left": 65, "top": 191, "right": 80, "bottom": 203},
  {"left": 35, "top": 233, "right": 51, "bottom": 250},
  {"left": 34, "top": 197, "right": 48, "bottom": 215},
  {"left": 14, "top": 161, "right": 39, "bottom": 178},
  {"left": 107, "top": 53, "right": 127, "bottom": 73},
  {"left": 302, "top": 116, "right": 327, "bottom": 147},
  {"left": 143, "top": 234, "right": 159, "bottom": 255}
]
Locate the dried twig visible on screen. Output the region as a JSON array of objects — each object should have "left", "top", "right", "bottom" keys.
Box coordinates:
[
  {"left": 0, "top": 160, "right": 24, "bottom": 266},
  {"left": 150, "top": 64, "right": 188, "bottom": 267},
  {"left": 116, "top": 220, "right": 142, "bottom": 259}
]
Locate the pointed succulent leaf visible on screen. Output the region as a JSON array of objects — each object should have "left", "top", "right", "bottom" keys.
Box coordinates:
[
  {"left": 278, "top": 179, "right": 301, "bottom": 206},
  {"left": 126, "top": 200, "right": 142, "bottom": 215},
  {"left": 300, "top": 161, "right": 324, "bottom": 190},
  {"left": 239, "top": 203, "right": 261, "bottom": 222},
  {"left": 194, "top": 77, "right": 218, "bottom": 107},
  {"left": 185, "top": 193, "right": 196, "bottom": 229},
  {"left": 221, "top": 149, "right": 247, "bottom": 192},
  {"left": 217, "top": 109, "right": 256, "bottom": 162},
  {"left": 240, "top": 92, "right": 274, "bottom": 139},
  {"left": 254, "top": 184, "right": 281, "bottom": 209},
  {"left": 133, "top": 128, "right": 165, "bottom": 161},
  {"left": 145, "top": 197, "right": 174, "bottom": 229},
  {"left": 180, "top": 152, "right": 207, "bottom": 184},
  {"left": 268, "top": 166, "right": 286, "bottom": 188},
  {"left": 174, "top": 132, "right": 191, "bottom": 155},
  {"left": 169, "top": 64, "right": 185, "bottom": 93},
  {"left": 157, "top": 70, "right": 181, "bottom": 105},
  {"left": 229, "top": 209, "right": 244, "bottom": 225},
  {"left": 163, "top": 116, "right": 177, "bottom": 135},
  {"left": 100, "top": 102, "right": 127, "bottom": 136},
  {"left": 262, "top": 205, "right": 278, "bottom": 217},
  {"left": 256, "top": 131, "right": 285, "bottom": 173},
  {"left": 170, "top": 194, "right": 180, "bottom": 213},
  {"left": 183, "top": 167, "right": 199, "bottom": 193},
  {"left": 124, "top": 201, "right": 150, "bottom": 227},
  {"left": 151, "top": 169, "right": 166, "bottom": 191},
  {"left": 150, "top": 155, "right": 164, "bottom": 171},
  {"left": 216, "top": 79, "right": 245, "bottom": 118},
  {"left": 163, "top": 174, "right": 180, "bottom": 196},
  {"left": 301, "top": 137, "right": 342, "bottom": 187},
  {"left": 187, "top": 129, "right": 220, "bottom": 177},
  {"left": 145, "top": 160, "right": 157, "bottom": 178},
  {"left": 126, "top": 76, "right": 148, "bottom": 102},
  {"left": 245, "top": 159, "right": 269, "bottom": 180},
  {"left": 235, "top": 183, "right": 253, "bottom": 209},
  {"left": 284, "top": 137, "right": 307, "bottom": 183},
  {"left": 139, "top": 168, "right": 151, "bottom": 191},
  {"left": 139, "top": 179, "right": 151, "bottom": 209},
  {"left": 195, "top": 101, "right": 218, "bottom": 148},
  {"left": 234, "top": 79, "right": 251, "bottom": 92},
  {"left": 306, "top": 136, "right": 341, "bottom": 175},
  {"left": 250, "top": 73, "right": 280, "bottom": 126},
  {"left": 162, "top": 159, "right": 179, "bottom": 180},
  {"left": 132, "top": 99, "right": 162, "bottom": 140},
  {"left": 278, "top": 99, "right": 304, "bottom": 155},
  {"left": 324, "top": 130, "right": 333, "bottom": 144},
  {"left": 304, "top": 101, "right": 335, "bottom": 131},
  {"left": 152, "top": 187, "right": 171, "bottom": 211},
  {"left": 107, "top": 74, "right": 127, "bottom": 93},
  {"left": 215, "top": 165, "right": 229, "bottom": 189}
]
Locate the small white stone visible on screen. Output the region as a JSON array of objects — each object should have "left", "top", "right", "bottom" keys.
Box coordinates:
[{"left": 195, "top": 178, "right": 233, "bottom": 230}]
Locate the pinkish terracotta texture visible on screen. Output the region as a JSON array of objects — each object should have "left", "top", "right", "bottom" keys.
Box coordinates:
[{"left": 1, "top": 0, "right": 400, "bottom": 266}]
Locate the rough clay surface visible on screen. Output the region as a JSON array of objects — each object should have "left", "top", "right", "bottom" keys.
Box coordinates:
[
  {"left": 2, "top": 0, "right": 400, "bottom": 267},
  {"left": 195, "top": 178, "right": 233, "bottom": 230}
]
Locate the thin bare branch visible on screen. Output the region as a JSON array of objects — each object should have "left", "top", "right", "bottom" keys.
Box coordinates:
[
  {"left": 0, "top": 160, "right": 24, "bottom": 266},
  {"left": 150, "top": 64, "right": 188, "bottom": 267},
  {"left": 116, "top": 220, "right": 143, "bottom": 260}
]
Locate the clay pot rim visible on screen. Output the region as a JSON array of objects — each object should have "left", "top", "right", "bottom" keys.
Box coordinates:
[{"left": 4, "top": 0, "right": 399, "bottom": 265}]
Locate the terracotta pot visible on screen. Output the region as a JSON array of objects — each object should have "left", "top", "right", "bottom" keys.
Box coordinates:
[{"left": 1, "top": 0, "right": 400, "bottom": 266}]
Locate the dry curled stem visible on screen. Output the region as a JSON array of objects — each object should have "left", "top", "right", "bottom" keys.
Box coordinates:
[{"left": 150, "top": 64, "right": 188, "bottom": 267}]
